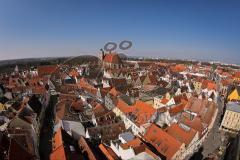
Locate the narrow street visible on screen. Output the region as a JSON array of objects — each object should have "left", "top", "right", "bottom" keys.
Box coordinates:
[
  {"left": 39, "top": 93, "right": 58, "bottom": 160},
  {"left": 202, "top": 73, "right": 227, "bottom": 158},
  {"left": 202, "top": 96, "right": 224, "bottom": 157}
]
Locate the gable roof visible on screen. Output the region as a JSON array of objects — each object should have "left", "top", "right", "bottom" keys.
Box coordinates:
[
  {"left": 108, "top": 87, "right": 121, "bottom": 97},
  {"left": 99, "top": 143, "right": 120, "bottom": 160},
  {"left": 115, "top": 99, "right": 134, "bottom": 113},
  {"left": 50, "top": 128, "right": 66, "bottom": 160},
  {"left": 180, "top": 112, "right": 207, "bottom": 137},
  {"left": 69, "top": 69, "right": 79, "bottom": 77},
  {"left": 132, "top": 100, "right": 156, "bottom": 126},
  {"left": 169, "top": 103, "right": 185, "bottom": 116},
  {"left": 116, "top": 99, "right": 156, "bottom": 126},
  {"left": 173, "top": 94, "right": 188, "bottom": 105},
  {"left": 78, "top": 136, "right": 106, "bottom": 160},
  {"left": 37, "top": 65, "right": 57, "bottom": 77},
  {"left": 87, "top": 122, "right": 126, "bottom": 144},
  {"left": 165, "top": 123, "right": 197, "bottom": 146},
  {"left": 119, "top": 137, "right": 160, "bottom": 159},
  {"left": 144, "top": 124, "right": 182, "bottom": 160},
  {"left": 103, "top": 53, "right": 122, "bottom": 64}
]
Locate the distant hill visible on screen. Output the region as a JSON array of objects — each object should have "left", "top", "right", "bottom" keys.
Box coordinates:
[
  {"left": 0, "top": 55, "right": 100, "bottom": 73},
  {"left": 63, "top": 55, "right": 100, "bottom": 65},
  {"left": 117, "top": 53, "right": 128, "bottom": 60}
]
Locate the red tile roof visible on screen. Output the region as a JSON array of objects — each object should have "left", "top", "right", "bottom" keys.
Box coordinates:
[
  {"left": 103, "top": 53, "right": 122, "bottom": 64},
  {"left": 109, "top": 87, "right": 121, "bottom": 97},
  {"left": 78, "top": 136, "right": 98, "bottom": 160},
  {"left": 184, "top": 97, "right": 207, "bottom": 115},
  {"left": 120, "top": 137, "right": 160, "bottom": 159},
  {"left": 171, "top": 64, "right": 186, "bottom": 72},
  {"left": 69, "top": 69, "right": 79, "bottom": 77},
  {"left": 173, "top": 94, "right": 188, "bottom": 105},
  {"left": 50, "top": 129, "right": 66, "bottom": 160},
  {"left": 116, "top": 99, "right": 156, "bottom": 126},
  {"left": 184, "top": 97, "right": 217, "bottom": 125},
  {"left": 169, "top": 103, "right": 185, "bottom": 116},
  {"left": 99, "top": 143, "right": 120, "bottom": 160},
  {"left": 220, "top": 79, "right": 231, "bottom": 86},
  {"left": 133, "top": 100, "right": 156, "bottom": 126},
  {"left": 31, "top": 86, "right": 46, "bottom": 94},
  {"left": 234, "top": 71, "right": 240, "bottom": 78},
  {"left": 165, "top": 123, "right": 197, "bottom": 146},
  {"left": 78, "top": 78, "right": 98, "bottom": 95},
  {"left": 37, "top": 65, "right": 57, "bottom": 77},
  {"left": 207, "top": 82, "right": 217, "bottom": 90},
  {"left": 144, "top": 124, "right": 182, "bottom": 160},
  {"left": 201, "top": 79, "right": 216, "bottom": 90},
  {"left": 160, "top": 97, "right": 169, "bottom": 104},
  {"left": 180, "top": 112, "right": 207, "bottom": 137},
  {"left": 115, "top": 99, "right": 134, "bottom": 113}
]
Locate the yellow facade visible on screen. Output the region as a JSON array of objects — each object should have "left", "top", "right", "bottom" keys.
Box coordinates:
[
  {"left": 228, "top": 89, "right": 240, "bottom": 101},
  {"left": 193, "top": 81, "right": 202, "bottom": 93},
  {"left": 143, "top": 75, "right": 151, "bottom": 85},
  {"left": 220, "top": 110, "right": 240, "bottom": 133},
  {"left": 0, "top": 103, "right": 5, "bottom": 112}
]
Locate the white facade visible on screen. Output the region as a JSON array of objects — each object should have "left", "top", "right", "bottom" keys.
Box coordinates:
[
  {"left": 113, "top": 107, "right": 151, "bottom": 136},
  {"left": 153, "top": 97, "right": 165, "bottom": 109}
]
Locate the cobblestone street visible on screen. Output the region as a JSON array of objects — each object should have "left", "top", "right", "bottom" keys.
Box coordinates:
[{"left": 202, "top": 97, "right": 225, "bottom": 158}]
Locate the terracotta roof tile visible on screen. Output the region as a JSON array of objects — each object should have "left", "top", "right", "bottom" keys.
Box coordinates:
[
  {"left": 69, "top": 69, "right": 79, "bottom": 77},
  {"left": 133, "top": 100, "right": 156, "bottom": 126},
  {"left": 165, "top": 123, "right": 197, "bottom": 146},
  {"left": 144, "top": 124, "right": 182, "bottom": 160},
  {"left": 207, "top": 82, "right": 217, "bottom": 90},
  {"left": 50, "top": 129, "right": 66, "bottom": 160},
  {"left": 103, "top": 53, "right": 122, "bottom": 64},
  {"left": 234, "top": 71, "right": 240, "bottom": 78},
  {"left": 116, "top": 99, "right": 156, "bottom": 126},
  {"left": 169, "top": 103, "right": 185, "bottom": 116},
  {"left": 99, "top": 143, "right": 120, "bottom": 160},
  {"left": 37, "top": 65, "right": 57, "bottom": 77},
  {"left": 160, "top": 98, "right": 169, "bottom": 104},
  {"left": 109, "top": 87, "right": 121, "bottom": 97},
  {"left": 115, "top": 99, "right": 134, "bottom": 113},
  {"left": 119, "top": 137, "right": 160, "bottom": 159},
  {"left": 180, "top": 112, "right": 207, "bottom": 137}
]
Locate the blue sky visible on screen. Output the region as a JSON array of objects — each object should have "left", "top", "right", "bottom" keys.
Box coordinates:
[{"left": 0, "top": 0, "right": 240, "bottom": 64}]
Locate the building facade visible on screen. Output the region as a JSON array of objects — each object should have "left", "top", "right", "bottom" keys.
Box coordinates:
[{"left": 220, "top": 102, "right": 240, "bottom": 134}]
